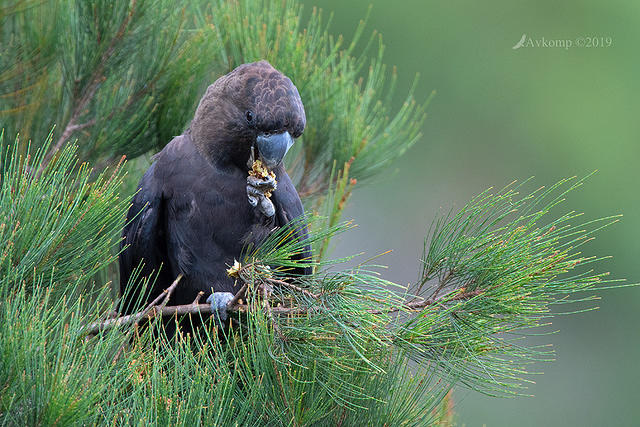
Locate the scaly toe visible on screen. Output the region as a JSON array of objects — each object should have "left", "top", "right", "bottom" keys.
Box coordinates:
[{"left": 207, "top": 291, "right": 235, "bottom": 325}]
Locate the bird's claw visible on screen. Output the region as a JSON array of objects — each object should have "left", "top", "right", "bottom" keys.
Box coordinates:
[
  {"left": 246, "top": 175, "right": 277, "bottom": 217},
  {"left": 247, "top": 174, "right": 276, "bottom": 189},
  {"left": 207, "top": 291, "right": 235, "bottom": 327}
]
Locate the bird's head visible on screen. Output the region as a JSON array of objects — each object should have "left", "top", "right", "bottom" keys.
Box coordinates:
[{"left": 190, "top": 60, "right": 306, "bottom": 170}]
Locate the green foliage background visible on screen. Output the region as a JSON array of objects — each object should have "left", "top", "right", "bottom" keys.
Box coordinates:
[
  {"left": 310, "top": 0, "right": 640, "bottom": 425},
  {"left": 0, "top": 0, "right": 636, "bottom": 425}
]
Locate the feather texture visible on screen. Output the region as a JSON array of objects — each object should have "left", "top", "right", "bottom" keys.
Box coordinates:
[{"left": 119, "top": 61, "right": 310, "bottom": 315}]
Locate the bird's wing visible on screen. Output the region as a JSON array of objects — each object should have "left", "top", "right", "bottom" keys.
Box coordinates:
[
  {"left": 273, "top": 173, "right": 304, "bottom": 223},
  {"left": 119, "top": 162, "right": 170, "bottom": 313},
  {"left": 273, "top": 170, "right": 312, "bottom": 274}
]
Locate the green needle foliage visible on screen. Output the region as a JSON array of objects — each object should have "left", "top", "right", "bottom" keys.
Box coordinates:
[
  {"left": 1, "top": 0, "right": 426, "bottom": 213},
  {"left": 0, "top": 0, "right": 628, "bottom": 426},
  {"left": 400, "top": 177, "right": 619, "bottom": 396},
  {"left": 234, "top": 177, "right": 618, "bottom": 406},
  {"left": 192, "top": 0, "right": 428, "bottom": 200},
  {"left": 0, "top": 0, "right": 205, "bottom": 164},
  {"left": 0, "top": 134, "right": 621, "bottom": 425},
  {"left": 0, "top": 131, "right": 128, "bottom": 296}
]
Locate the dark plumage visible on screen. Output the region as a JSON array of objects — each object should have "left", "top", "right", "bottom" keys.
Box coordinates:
[{"left": 119, "top": 61, "right": 309, "bottom": 322}]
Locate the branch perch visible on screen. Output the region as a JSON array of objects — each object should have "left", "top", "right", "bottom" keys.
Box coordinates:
[
  {"left": 83, "top": 275, "right": 484, "bottom": 336},
  {"left": 84, "top": 274, "right": 183, "bottom": 335}
]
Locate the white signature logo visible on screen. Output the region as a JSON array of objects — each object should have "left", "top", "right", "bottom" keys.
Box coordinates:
[{"left": 512, "top": 34, "right": 527, "bottom": 50}]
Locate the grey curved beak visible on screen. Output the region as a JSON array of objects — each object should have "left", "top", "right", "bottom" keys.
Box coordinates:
[{"left": 256, "top": 131, "right": 294, "bottom": 169}]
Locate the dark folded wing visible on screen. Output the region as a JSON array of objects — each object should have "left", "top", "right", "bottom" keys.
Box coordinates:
[
  {"left": 273, "top": 171, "right": 312, "bottom": 275},
  {"left": 118, "top": 163, "right": 170, "bottom": 313}
]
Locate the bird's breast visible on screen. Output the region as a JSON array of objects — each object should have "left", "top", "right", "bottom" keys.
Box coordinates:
[{"left": 166, "top": 176, "right": 276, "bottom": 286}]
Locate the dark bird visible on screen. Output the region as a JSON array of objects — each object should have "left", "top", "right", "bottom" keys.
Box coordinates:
[{"left": 119, "top": 61, "right": 309, "bottom": 329}]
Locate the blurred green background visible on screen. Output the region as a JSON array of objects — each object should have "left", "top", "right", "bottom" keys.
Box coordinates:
[{"left": 302, "top": 0, "right": 639, "bottom": 425}]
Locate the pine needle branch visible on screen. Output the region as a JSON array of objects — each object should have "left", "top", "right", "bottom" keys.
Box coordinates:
[
  {"left": 84, "top": 274, "right": 183, "bottom": 335},
  {"left": 43, "top": 0, "right": 139, "bottom": 167},
  {"left": 83, "top": 270, "right": 483, "bottom": 335}
]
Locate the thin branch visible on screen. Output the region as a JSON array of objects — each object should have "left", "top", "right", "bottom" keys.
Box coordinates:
[
  {"left": 266, "top": 277, "right": 319, "bottom": 299},
  {"left": 140, "top": 273, "right": 183, "bottom": 315},
  {"left": 83, "top": 273, "right": 182, "bottom": 335},
  {"left": 192, "top": 291, "right": 205, "bottom": 305},
  {"left": 398, "top": 289, "right": 482, "bottom": 312},
  {"left": 262, "top": 284, "right": 287, "bottom": 342},
  {"left": 227, "top": 283, "right": 248, "bottom": 308},
  {"left": 41, "top": 0, "right": 138, "bottom": 170},
  {"left": 426, "top": 268, "right": 456, "bottom": 302},
  {"left": 108, "top": 273, "right": 183, "bottom": 362},
  {"left": 84, "top": 283, "right": 484, "bottom": 335}
]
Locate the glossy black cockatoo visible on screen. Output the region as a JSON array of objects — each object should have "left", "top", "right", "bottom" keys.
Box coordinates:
[{"left": 119, "top": 61, "right": 310, "bottom": 329}]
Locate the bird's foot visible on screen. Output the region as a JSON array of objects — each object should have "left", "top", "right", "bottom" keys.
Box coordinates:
[
  {"left": 247, "top": 174, "right": 277, "bottom": 217},
  {"left": 206, "top": 292, "right": 235, "bottom": 327}
]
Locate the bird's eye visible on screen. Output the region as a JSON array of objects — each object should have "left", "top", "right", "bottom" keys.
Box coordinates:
[{"left": 245, "top": 110, "right": 253, "bottom": 123}]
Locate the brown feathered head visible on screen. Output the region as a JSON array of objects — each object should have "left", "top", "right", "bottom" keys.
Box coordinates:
[{"left": 190, "top": 61, "right": 306, "bottom": 169}]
